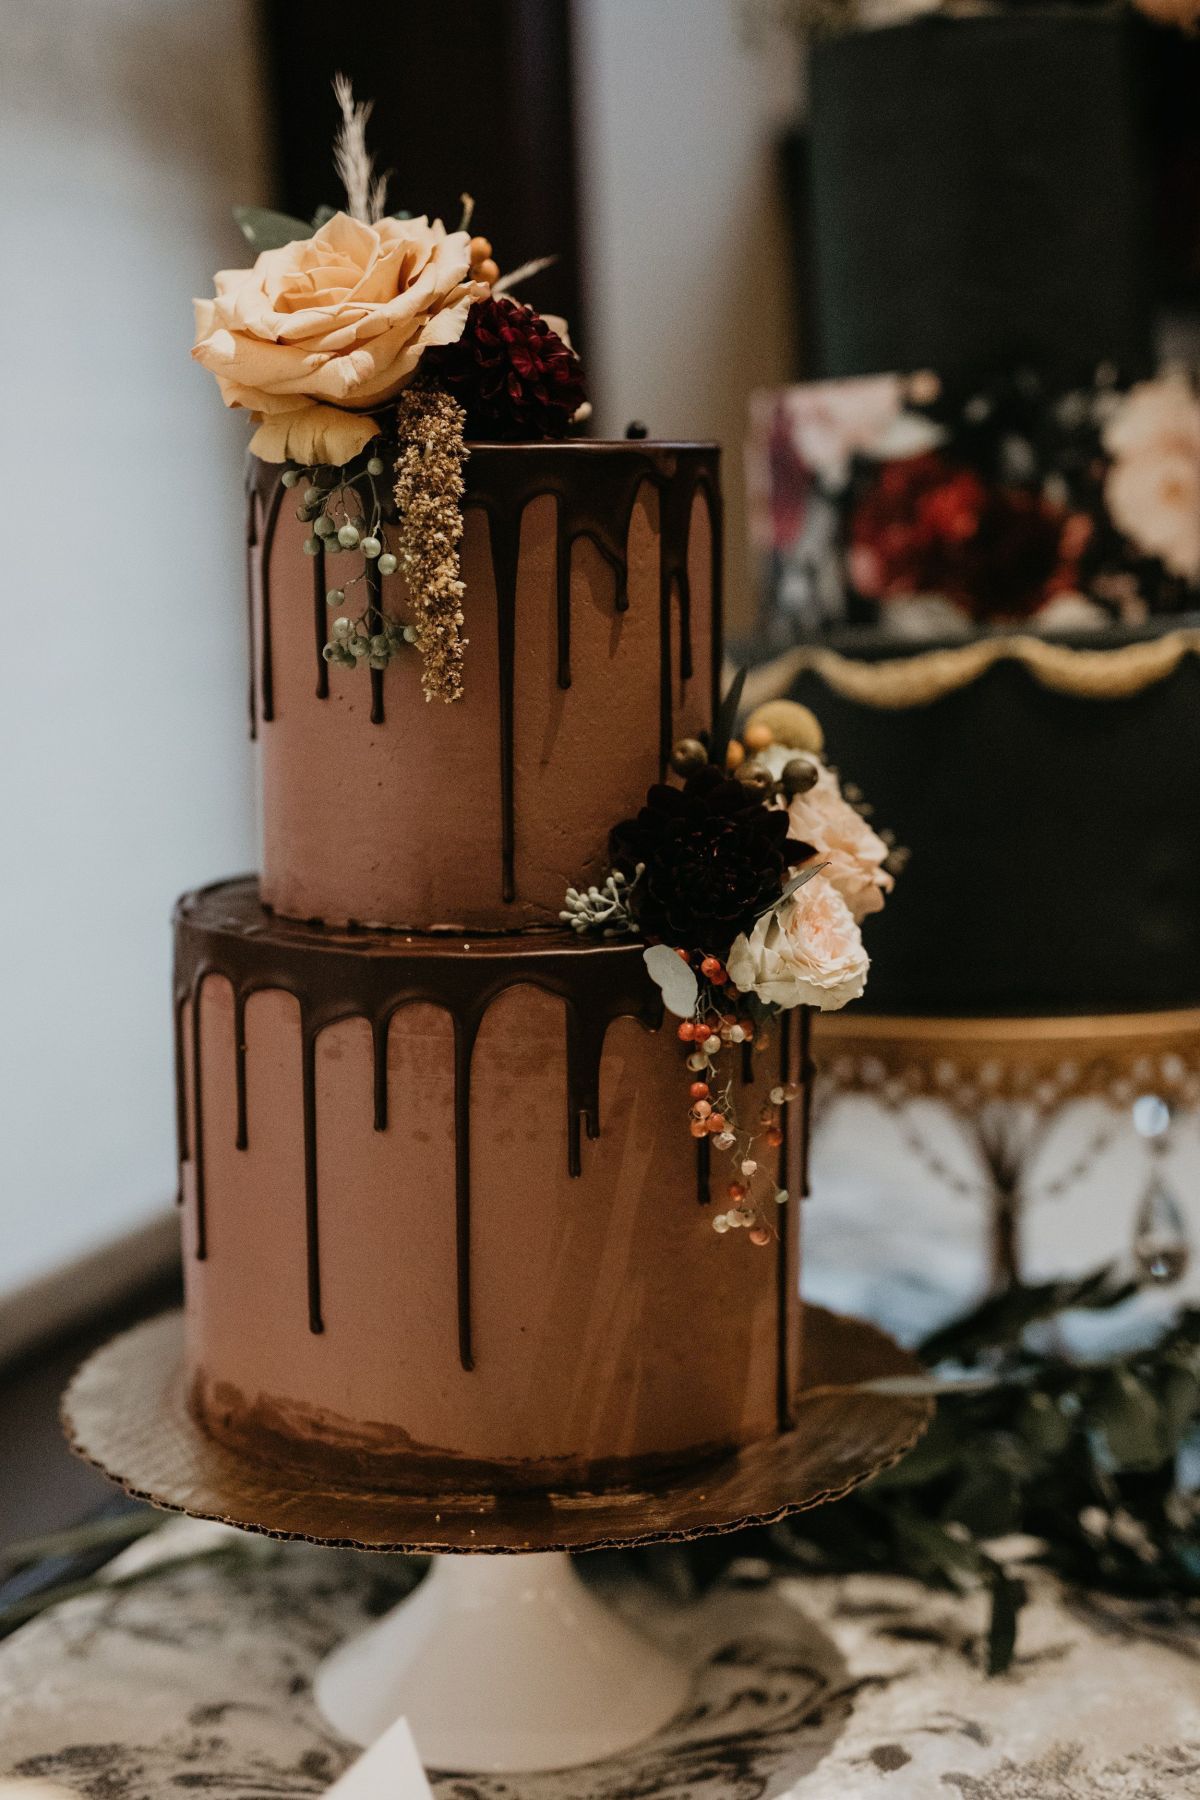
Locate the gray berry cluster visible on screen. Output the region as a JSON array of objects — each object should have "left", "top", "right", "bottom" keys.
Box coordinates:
[{"left": 560, "top": 866, "right": 643, "bottom": 937}]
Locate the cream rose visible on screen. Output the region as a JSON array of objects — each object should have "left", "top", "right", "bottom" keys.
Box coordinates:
[
  {"left": 1102, "top": 373, "right": 1200, "bottom": 581},
  {"left": 193, "top": 211, "right": 481, "bottom": 464},
  {"left": 785, "top": 764, "right": 894, "bottom": 922},
  {"left": 727, "top": 873, "right": 869, "bottom": 1012}
]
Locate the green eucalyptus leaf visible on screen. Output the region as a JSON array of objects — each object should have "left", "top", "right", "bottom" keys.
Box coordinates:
[
  {"left": 1159, "top": 1364, "right": 1200, "bottom": 1451},
  {"left": 233, "top": 205, "right": 314, "bottom": 251},
  {"left": 919, "top": 1267, "right": 1131, "bottom": 1367},
  {"left": 944, "top": 1465, "right": 1021, "bottom": 1540},
  {"left": 1096, "top": 1368, "right": 1166, "bottom": 1472},
  {"left": 710, "top": 667, "right": 747, "bottom": 774},
  {"left": 1016, "top": 1390, "right": 1073, "bottom": 1458},
  {"left": 768, "top": 862, "right": 829, "bottom": 914},
  {"left": 985, "top": 1572, "right": 1023, "bottom": 1676},
  {"left": 643, "top": 944, "right": 699, "bottom": 1019}
]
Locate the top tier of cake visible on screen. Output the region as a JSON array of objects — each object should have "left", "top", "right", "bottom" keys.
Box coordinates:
[
  {"left": 805, "top": 11, "right": 1154, "bottom": 385},
  {"left": 248, "top": 441, "right": 722, "bottom": 933}
]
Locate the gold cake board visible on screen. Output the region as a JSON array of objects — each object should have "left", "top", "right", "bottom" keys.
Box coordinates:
[{"left": 62, "top": 1306, "right": 930, "bottom": 1554}]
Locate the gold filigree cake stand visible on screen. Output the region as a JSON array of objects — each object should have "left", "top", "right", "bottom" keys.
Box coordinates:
[
  {"left": 815, "top": 1008, "right": 1200, "bottom": 1287},
  {"left": 64, "top": 1304, "right": 928, "bottom": 1772}
]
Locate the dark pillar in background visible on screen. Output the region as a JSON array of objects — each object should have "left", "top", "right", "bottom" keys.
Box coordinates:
[{"left": 259, "top": 0, "right": 585, "bottom": 351}]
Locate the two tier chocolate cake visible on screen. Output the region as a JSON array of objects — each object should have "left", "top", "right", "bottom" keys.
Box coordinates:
[{"left": 180, "top": 93, "right": 889, "bottom": 1496}]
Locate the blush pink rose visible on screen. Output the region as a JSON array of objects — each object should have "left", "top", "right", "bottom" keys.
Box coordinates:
[
  {"left": 1103, "top": 373, "right": 1200, "bottom": 581},
  {"left": 727, "top": 873, "right": 869, "bottom": 1012},
  {"left": 786, "top": 765, "right": 894, "bottom": 922}
]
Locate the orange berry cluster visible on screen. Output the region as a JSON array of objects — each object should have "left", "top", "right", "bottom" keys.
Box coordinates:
[{"left": 469, "top": 234, "right": 501, "bottom": 289}]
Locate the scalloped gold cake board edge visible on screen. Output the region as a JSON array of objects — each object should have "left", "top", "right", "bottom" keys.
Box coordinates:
[{"left": 61, "top": 1306, "right": 930, "bottom": 1555}]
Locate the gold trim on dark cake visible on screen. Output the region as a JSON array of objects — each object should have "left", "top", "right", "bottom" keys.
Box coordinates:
[{"left": 747, "top": 628, "right": 1200, "bottom": 711}]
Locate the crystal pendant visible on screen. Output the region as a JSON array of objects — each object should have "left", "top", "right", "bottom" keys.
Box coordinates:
[{"left": 1132, "top": 1171, "right": 1190, "bottom": 1285}]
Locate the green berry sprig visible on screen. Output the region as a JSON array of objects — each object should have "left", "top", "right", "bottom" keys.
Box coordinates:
[{"left": 283, "top": 450, "right": 409, "bottom": 673}]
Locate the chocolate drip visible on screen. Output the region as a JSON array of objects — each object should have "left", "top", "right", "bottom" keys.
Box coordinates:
[
  {"left": 244, "top": 480, "right": 259, "bottom": 742},
  {"left": 301, "top": 1030, "right": 322, "bottom": 1333},
  {"left": 798, "top": 1005, "right": 815, "bottom": 1199},
  {"left": 696, "top": 1133, "right": 711, "bottom": 1207},
  {"left": 452, "top": 1014, "right": 480, "bottom": 1370},
  {"left": 174, "top": 879, "right": 663, "bottom": 1370},
  {"left": 776, "top": 1013, "right": 793, "bottom": 1432},
  {"left": 246, "top": 446, "right": 721, "bottom": 905},
  {"left": 256, "top": 477, "right": 285, "bottom": 726},
  {"left": 485, "top": 499, "right": 521, "bottom": 903},
  {"left": 366, "top": 560, "right": 385, "bottom": 725},
  {"left": 372, "top": 1016, "right": 389, "bottom": 1131},
  {"left": 233, "top": 989, "right": 249, "bottom": 1152},
  {"left": 313, "top": 541, "right": 329, "bottom": 700},
  {"left": 190, "top": 996, "right": 208, "bottom": 1261},
  {"left": 462, "top": 445, "right": 721, "bottom": 902},
  {"left": 172, "top": 994, "right": 188, "bottom": 1200},
  {"left": 741, "top": 1040, "right": 755, "bottom": 1085}
]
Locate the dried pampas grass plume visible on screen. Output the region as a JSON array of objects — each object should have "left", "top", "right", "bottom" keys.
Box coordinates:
[{"left": 332, "top": 73, "right": 389, "bottom": 223}]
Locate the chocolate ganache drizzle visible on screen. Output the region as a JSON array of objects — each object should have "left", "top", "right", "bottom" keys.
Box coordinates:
[
  {"left": 174, "top": 878, "right": 664, "bottom": 1372},
  {"left": 246, "top": 444, "right": 723, "bottom": 901}
]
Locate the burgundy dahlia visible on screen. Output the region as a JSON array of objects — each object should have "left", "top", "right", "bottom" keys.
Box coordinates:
[
  {"left": 611, "top": 766, "right": 813, "bottom": 959},
  {"left": 433, "top": 295, "right": 587, "bottom": 441},
  {"left": 848, "top": 450, "right": 1082, "bottom": 622}
]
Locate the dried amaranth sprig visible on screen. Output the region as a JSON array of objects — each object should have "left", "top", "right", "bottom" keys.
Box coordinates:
[{"left": 393, "top": 385, "right": 470, "bottom": 703}]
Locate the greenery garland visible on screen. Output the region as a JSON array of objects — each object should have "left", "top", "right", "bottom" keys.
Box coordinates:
[{"left": 631, "top": 1267, "right": 1200, "bottom": 1674}]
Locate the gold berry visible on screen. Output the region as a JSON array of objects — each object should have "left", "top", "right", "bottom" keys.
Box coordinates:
[
  {"left": 744, "top": 700, "right": 825, "bottom": 754},
  {"left": 477, "top": 257, "right": 501, "bottom": 287},
  {"left": 743, "top": 721, "right": 774, "bottom": 752},
  {"left": 735, "top": 759, "right": 774, "bottom": 794},
  {"left": 670, "top": 736, "right": 708, "bottom": 775},
  {"left": 469, "top": 235, "right": 493, "bottom": 263},
  {"left": 725, "top": 740, "right": 746, "bottom": 772},
  {"left": 781, "top": 757, "right": 819, "bottom": 798}
]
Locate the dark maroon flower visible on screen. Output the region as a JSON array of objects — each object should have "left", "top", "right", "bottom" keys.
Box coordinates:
[
  {"left": 431, "top": 296, "right": 587, "bottom": 441},
  {"left": 849, "top": 450, "right": 1083, "bottom": 622},
  {"left": 611, "top": 765, "right": 813, "bottom": 959}
]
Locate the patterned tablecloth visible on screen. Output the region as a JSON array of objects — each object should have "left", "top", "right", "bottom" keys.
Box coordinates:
[{"left": 1, "top": 1520, "right": 1198, "bottom": 1800}]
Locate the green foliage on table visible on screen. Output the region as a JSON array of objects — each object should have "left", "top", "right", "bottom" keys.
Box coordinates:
[{"left": 638, "top": 1267, "right": 1200, "bottom": 1674}]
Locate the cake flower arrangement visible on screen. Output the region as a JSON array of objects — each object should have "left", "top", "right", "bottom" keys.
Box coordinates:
[
  {"left": 565, "top": 685, "right": 898, "bottom": 1242},
  {"left": 192, "top": 77, "right": 586, "bottom": 703}
]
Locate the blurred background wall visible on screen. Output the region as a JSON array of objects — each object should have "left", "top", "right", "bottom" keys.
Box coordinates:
[
  {"left": 0, "top": 0, "right": 267, "bottom": 1352},
  {"left": 574, "top": 0, "right": 801, "bottom": 623}
]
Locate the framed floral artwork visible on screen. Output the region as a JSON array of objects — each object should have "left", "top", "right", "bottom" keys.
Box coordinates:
[{"left": 746, "top": 366, "right": 1200, "bottom": 644}]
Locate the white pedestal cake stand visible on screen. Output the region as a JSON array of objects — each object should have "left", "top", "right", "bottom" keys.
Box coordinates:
[{"left": 62, "top": 1306, "right": 929, "bottom": 1777}]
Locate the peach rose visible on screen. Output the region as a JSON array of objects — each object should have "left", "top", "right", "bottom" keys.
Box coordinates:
[
  {"left": 784, "top": 764, "right": 894, "bottom": 922},
  {"left": 1102, "top": 373, "right": 1200, "bottom": 581},
  {"left": 193, "top": 211, "right": 481, "bottom": 464},
  {"left": 727, "top": 873, "right": 869, "bottom": 1012}
]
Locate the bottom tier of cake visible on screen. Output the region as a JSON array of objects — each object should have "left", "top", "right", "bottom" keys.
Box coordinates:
[{"left": 174, "top": 880, "right": 804, "bottom": 1493}]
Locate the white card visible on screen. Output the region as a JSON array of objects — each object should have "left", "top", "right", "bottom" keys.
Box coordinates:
[{"left": 326, "top": 1717, "right": 434, "bottom": 1799}]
